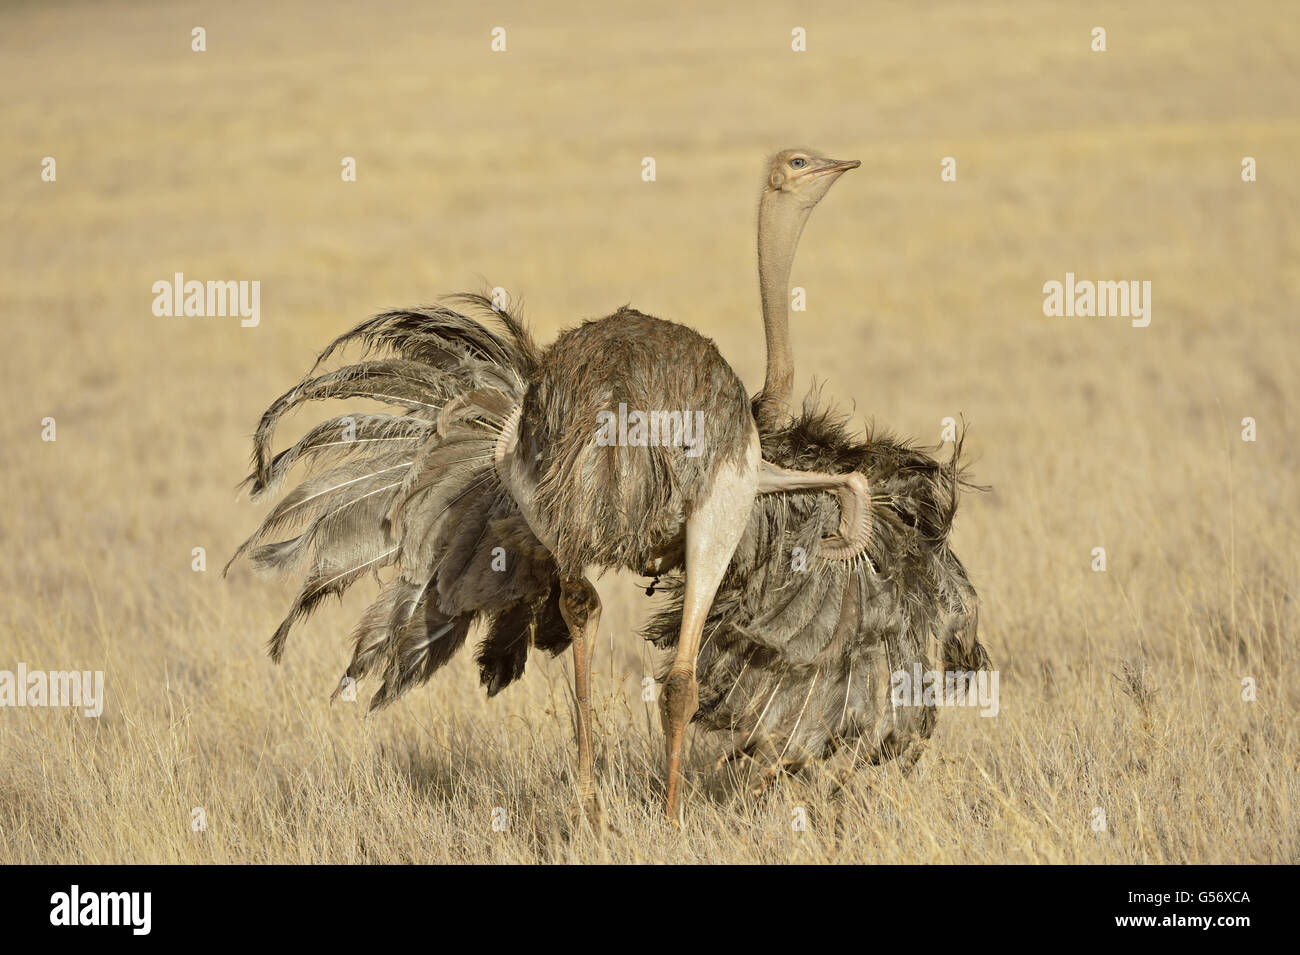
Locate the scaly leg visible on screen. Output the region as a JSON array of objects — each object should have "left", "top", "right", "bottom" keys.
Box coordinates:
[
  {"left": 560, "top": 576, "right": 602, "bottom": 827},
  {"left": 662, "top": 436, "right": 759, "bottom": 822},
  {"left": 756, "top": 460, "right": 872, "bottom": 560}
]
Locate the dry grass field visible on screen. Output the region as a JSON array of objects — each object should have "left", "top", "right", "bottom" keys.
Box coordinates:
[{"left": 1, "top": 0, "right": 1297, "bottom": 863}]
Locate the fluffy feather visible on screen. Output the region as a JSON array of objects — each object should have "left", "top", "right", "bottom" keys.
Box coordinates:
[
  {"left": 229, "top": 296, "right": 562, "bottom": 703},
  {"left": 231, "top": 297, "right": 986, "bottom": 784},
  {"left": 643, "top": 399, "right": 989, "bottom": 773}
]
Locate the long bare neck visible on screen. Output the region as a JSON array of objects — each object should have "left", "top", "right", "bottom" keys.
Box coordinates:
[{"left": 753, "top": 191, "right": 814, "bottom": 430}]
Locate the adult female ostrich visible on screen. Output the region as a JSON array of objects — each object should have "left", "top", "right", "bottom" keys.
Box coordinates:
[
  {"left": 644, "top": 151, "right": 990, "bottom": 788},
  {"left": 228, "top": 152, "right": 865, "bottom": 822}
]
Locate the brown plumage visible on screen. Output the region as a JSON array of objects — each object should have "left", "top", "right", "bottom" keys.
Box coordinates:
[
  {"left": 472, "top": 151, "right": 869, "bottom": 820},
  {"left": 226, "top": 295, "right": 987, "bottom": 809},
  {"left": 521, "top": 310, "right": 751, "bottom": 575},
  {"left": 227, "top": 147, "right": 968, "bottom": 822},
  {"left": 645, "top": 401, "right": 990, "bottom": 778},
  {"left": 227, "top": 297, "right": 568, "bottom": 708},
  {"left": 228, "top": 290, "right": 872, "bottom": 822}
]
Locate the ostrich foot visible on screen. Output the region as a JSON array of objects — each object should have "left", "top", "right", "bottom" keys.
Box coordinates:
[
  {"left": 660, "top": 668, "right": 699, "bottom": 823},
  {"left": 568, "top": 789, "right": 612, "bottom": 836}
]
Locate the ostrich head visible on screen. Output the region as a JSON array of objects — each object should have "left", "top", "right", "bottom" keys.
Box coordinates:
[
  {"left": 754, "top": 148, "right": 859, "bottom": 429},
  {"left": 765, "top": 148, "right": 861, "bottom": 207}
]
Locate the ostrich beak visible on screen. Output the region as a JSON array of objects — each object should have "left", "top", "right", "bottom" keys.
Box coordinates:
[{"left": 814, "top": 158, "right": 861, "bottom": 178}]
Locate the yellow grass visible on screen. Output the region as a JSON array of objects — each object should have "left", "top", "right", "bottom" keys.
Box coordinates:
[{"left": 1, "top": 0, "right": 1297, "bottom": 863}]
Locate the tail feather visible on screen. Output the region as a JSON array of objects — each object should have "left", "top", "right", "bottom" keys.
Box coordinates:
[
  {"left": 231, "top": 296, "right": 561, "bottom": 704},
  {"left": 477, "top": 601, "right": 533, "bottom": 697},
  {"left": 268, "top": 541, "right": 399, "bottom": 662},
  {"left": 250, "top": 360, "right": 464, "bottom": 493},
  {"left": 309, "top": 299, "right": 539, "bottom": 381},
  {"left": 250, "top": 413, "right": 433, "bottom": 501},
  {"left": 389, "top": 428, "right": 500, "bottom": 571},
  {"left": 336, "top": 576, "right": 417, "bottom": 692},
  {"left": 229, "top": 453, "right": 413, "bottom": 570},
  {"left": 368, "top": 603, "right": 474, "bottom": 710}
]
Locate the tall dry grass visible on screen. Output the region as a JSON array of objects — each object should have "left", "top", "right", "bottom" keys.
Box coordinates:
[{"left": 1, "top": 0, "right": 1296, "bottom": 862}]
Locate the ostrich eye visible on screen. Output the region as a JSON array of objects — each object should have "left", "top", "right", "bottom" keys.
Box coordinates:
[{"left": 790, "top": 158, "right": 807, "bottom": 169}]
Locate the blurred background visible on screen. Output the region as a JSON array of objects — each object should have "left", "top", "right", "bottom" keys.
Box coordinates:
[{"left": 1, "top": 0, "right": 1297, "bottom": 862}]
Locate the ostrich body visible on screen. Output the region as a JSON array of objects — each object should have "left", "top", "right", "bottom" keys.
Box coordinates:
[
  {"left": 492, "top": 310, "right": 768, "bottom": 821},
  {"left": 483, "top": 153, "right": 867, "bottom": 819},
  {"left": 642, "top": 150, "right": 989, "bottom": 785},
  {"left": 231, "top": 152, "right": 864, "bottom": 821},
  {"left": 645, "top": 407, "right": 988, "bottom": 782}
]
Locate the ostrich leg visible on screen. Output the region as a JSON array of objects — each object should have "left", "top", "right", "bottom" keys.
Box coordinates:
[
  {"left": 662, "top": 436, "right": 759, "bottom": 821},
  {"left": 756, "top": 461, "right": 873, "bottom": 559},
  {"left": 560, "top": 576, "right": 602, "bottom": 825}
]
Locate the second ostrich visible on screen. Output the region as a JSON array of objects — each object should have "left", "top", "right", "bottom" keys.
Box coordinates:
[{"left": 643, "top": 150, "right": 990, "bottom": 791}]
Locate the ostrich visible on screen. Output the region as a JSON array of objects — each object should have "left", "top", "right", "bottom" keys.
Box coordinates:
[
  {"left": 228, "top": 152, "right": 865, "bottom": 822},
  {"left": 643, "top": 151, "right": 990, "bottom": 789}
]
